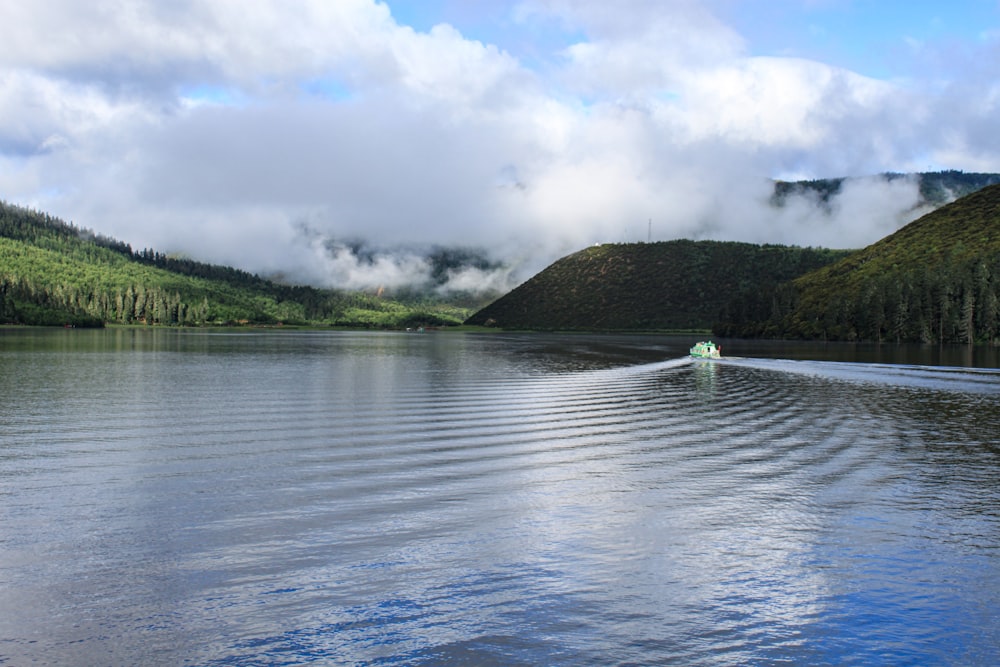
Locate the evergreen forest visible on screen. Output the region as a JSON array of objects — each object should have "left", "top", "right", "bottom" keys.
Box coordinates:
[
  {"left": 0, "top": 201, "right": 473, "bottom": 328},
  {"left": 719, "top": 183, "right": 1000, "bottom": 343}
]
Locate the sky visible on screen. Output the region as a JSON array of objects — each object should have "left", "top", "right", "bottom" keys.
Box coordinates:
[{"left": 2, "top": 0, "right": 1000, "bottom": 291}]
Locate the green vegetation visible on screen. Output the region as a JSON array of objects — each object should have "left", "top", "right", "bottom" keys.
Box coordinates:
[
  {"left": 8, "top": 169, "right": 1000, "bottom": 339},
  {"left": 0, "top": 201, "right": 477, "bottom": 328},
  {"left": 465, "top": 241, "right": 851, "bottom": 331},
  {"left": 721, "top": 183, "right": 1000, "bottom": 343},
  {"left": 471, "top": 173, "right": 1000, "bottom": 341}
]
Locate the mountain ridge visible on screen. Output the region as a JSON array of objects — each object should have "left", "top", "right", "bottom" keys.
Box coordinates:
[
  {"left": 465, "top": 241, "right": 851, "bottom": 331},
  {"left": 469, "top": 180, "right": 1000, "bottom": 343}
]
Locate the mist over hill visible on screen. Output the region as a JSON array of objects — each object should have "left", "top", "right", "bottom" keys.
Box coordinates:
[
  {"left": 285, "top": 222, "right": 518, "bottom": 299},
  {"left": 0, "top": 201, "right": 480, "bottom": 328},
  {"left": 465, "top": 181, "right": 1000, "bottom": 343},
  {"left": 284, "top": 170, "right": 1000, "bottom": 296},
  {"left": 4, "top": 171, "right": 1000, "bottom": 335},
  {"left": 772, "top": 170, "right": 1000, "bottom": 209}
]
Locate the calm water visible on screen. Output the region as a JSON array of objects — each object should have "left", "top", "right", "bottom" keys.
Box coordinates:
[{"left": 1, "top": 329, "right": 999, "bottom": 666}]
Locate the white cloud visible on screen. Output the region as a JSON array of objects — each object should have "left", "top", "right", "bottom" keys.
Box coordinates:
[
  {"left": 319, "top": 241, "right": 432, "bottom": 291},
  {"left": 724, "top": 175, "right": 931, "bottom": 249},
  {"left": 524, "top": 0, "right": 745, "bottom": 96},
  {"left": 439, "top": 264, "right": 520, "bottom": 295},
  {"left": 0, "top": 70, "right": 150, "bottom": 157},
  {"left": 673, "top": 57, "right": 893, "bottom": 148},
  {"left": 0, "top": 1, "right": 394, "bottom": 86},
  {"left": 1, "top": 0, "right": 999, "bottom": 290}
]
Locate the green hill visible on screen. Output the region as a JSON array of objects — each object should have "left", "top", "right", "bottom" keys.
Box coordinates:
[
  {"left": 0, "top": 201, "right": 471, "bottom": 328},
  {"left": 721, "top": 183, "right": 1000, "bottom": 343},
  {"left": 469, "top": 176, "right": 1000, "bottom": 339},
  {"left": 465, "top": 241, "right": 851, "bottom": 331},
  {"left": 9, "top": 169, "right": 1000, "bottom": 336}
]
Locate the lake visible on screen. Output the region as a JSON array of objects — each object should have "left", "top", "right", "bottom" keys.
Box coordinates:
[{"left": 1, "top": 328, "right": 999, "bottom": 665}]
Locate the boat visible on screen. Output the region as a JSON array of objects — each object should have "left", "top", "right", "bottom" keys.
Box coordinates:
[{"left": 689, "top": 340, "right": 721, "bottom": 359}]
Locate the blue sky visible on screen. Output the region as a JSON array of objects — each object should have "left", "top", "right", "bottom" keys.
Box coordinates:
[
  {"left": 386, "top": 0, "right": 999, "bottom": 79},
  {"left": 1, "top": 1, "right": 999, "bottom": 289},
  {"left": 721, "top": 1, "right": 994, "bottom": 75}
]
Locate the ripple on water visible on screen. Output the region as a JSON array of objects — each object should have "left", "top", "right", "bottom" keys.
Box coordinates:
[{"left": 2, "top": 333, "right": 999, "bottom": 666}]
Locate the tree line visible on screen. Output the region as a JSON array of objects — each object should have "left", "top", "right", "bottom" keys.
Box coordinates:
[{"left": 716, "top": 254, "right": 1000, "bottom": 344}]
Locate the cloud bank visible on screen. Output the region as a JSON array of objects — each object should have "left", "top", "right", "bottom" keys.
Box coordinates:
[{"left": 2, "top": 0, "right": 999, "bottom": 289}]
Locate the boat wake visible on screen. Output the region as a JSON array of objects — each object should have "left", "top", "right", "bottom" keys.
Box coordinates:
[
  {"left": 634, "top": 356, "right": 695, "bottom": 372},
  {"left": 720, "top": 357, "right": 1000, "bottom": 395},
  {"left": 551, "top": 350, "right": 998, "bottom": 398}
]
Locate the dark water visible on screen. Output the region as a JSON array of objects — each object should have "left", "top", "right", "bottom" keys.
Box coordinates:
[{"left": 1, "top": 329, "right": 999, "bottom": 666}]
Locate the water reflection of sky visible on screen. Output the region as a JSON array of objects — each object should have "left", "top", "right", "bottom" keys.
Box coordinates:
[{"left": 3, "top": 330, "right": 999, "bottom": 665}]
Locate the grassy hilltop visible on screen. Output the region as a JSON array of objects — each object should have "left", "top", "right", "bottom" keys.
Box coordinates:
[{"left": 465, "top": 241, "right": 851, "bottom": 331}]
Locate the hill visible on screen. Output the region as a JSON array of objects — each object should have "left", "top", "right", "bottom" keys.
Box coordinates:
[
  {"left": 720, "top": 183, "right": 1000, "bottom": 343},
  {"left": 0, "top": 201, "right": 472, "bottom": 328},
  {"left": 465, "top": 241, "right": 851, "bottom": 331},
  {"left": 7, "top": 169, "right": 999, "bottom": 334}
]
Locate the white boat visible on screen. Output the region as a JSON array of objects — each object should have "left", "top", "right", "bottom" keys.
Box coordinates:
[{"left": 690, "top": 340, "right": 721, "bottom": 359}]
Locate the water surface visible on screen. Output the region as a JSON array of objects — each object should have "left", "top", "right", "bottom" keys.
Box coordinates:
[{"left": 1, "top": 329, "right": 998, "bottom": 665}]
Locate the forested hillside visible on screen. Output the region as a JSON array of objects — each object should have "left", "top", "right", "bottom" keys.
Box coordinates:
[
  {"left": 8, "top": 169, "right": 1000, "bottom": 335},
  {"left": 465, "top": 241, "right": 851, "bottom": 331},
  {"left": 469, "top": 173, "right": 1000, "bottom": 338},
  {"left": 0, "top": 201, "right": 470, "bottom": 328},
  {"left": 719, "top": 183, "right": 1000, "bottom": 343}
]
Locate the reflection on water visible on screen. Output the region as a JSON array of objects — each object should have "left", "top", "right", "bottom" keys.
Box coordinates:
[{"left": 1, "top": 329, "right": 998, "bottom": 666}]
